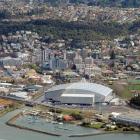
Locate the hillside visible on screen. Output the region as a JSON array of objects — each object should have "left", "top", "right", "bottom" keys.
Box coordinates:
[
  {"left": 0, "top": 19, "right": 140, "bottom": 41},
  {"left": 47, "top": 0, "right": 140, "bottom": 7}
]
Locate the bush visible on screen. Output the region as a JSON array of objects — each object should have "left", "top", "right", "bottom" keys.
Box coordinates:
[
  {"left": 129, "top": 127, "right": 135, "bottom": 131},
  {"left": 49, "top": 108, "right": 62, "bottom": 114},
  {"left": 122, "top": 127, "right": 131, "bottom": 131},
  {"left": 130, "top": 95, "right": 140, "bottom": 107},
  {"left": 81, "top": 121, "right": 90, "bottom": 127},
  {"left": 70, "top": 113, "right": 83, "bottom": 120}
]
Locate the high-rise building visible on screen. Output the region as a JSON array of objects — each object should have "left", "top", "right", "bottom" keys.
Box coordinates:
[
  {"left": 85, "top": 56, "right": 94, "bottom": 67},
  {"left": 42, "top": 48, "right": 52, "bottom": 63},
  {"left": 49, "top": 56, "right": 68, "bottom": 71},
  {"left": 81, "top": 48, "right": 89, "bottom": 59},
  {"left": 74, "top": 52, "right": 83, "bottom": 65},
  {"left": 32, "top": 48, "right": 42, "bottom": 64},
  {"left": 74, "top": 52, "right": 84, "bottom": 70}
]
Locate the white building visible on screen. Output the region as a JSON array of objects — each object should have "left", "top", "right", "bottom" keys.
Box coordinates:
[
  {"left": 85, "top": 66, "right": 101, "bottom": 77},
  {"left": 9, "top": 91, "right": 31, "bottom": 100}
]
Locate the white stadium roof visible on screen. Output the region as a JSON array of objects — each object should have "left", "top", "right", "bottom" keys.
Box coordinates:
[{"left": 47, "top": 80, "right": 113, "bottom": 97}]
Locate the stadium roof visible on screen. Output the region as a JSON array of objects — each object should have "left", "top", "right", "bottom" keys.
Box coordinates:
[{"left": 47, "top": 80, "right": 112, "bottom": 97}]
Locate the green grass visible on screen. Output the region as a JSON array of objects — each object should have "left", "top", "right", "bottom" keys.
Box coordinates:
[
  {"left": 61, "top": 108, "right": 81, "bottom": 115},
  {"left": 85, "top": 122, "right": 104, "bottom": 129},
  {"left": 35, "top": 104, "right": 81, "bottom": 115},
  {"left": 128, "top": 85, "right": 140, "bottom": 90},
  {"left": 121, "top": 88, "right": 133, "bottom": 99},
  {"left": 128, "top": 80, "right": 140, "bottom": 84}
]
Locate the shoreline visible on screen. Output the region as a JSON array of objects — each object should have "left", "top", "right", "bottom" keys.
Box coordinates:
[
  {"left": 6, "top": 112, "right": 140, "bottom": 138},
  {"left": 69, "top": 131, "right": 140, "bottom": 137},
  {"left": 6, "top": 113, "right": 61, "bottom": 137},
  {"left": 6, "top": 121, "right": 61, "bottom": 137}
]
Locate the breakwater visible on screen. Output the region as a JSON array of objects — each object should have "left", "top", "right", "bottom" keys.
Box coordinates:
[{"left": 6, "top": 113, "right": 61, "bottom": 137}]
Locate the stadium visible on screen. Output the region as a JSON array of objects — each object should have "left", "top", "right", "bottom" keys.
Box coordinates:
[{"left": 45, "top": 80, "right": 113, "bottom": 106}]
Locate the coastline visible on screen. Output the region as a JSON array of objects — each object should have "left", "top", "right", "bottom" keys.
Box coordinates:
[
  {"left": 6, "top": 113, "right": 61, "bottom": 137},
  {"left": 69, "top": 131, "right": 140, "bottom": 137},
  {"left": 5, "top": 112, "right": 140, "bottom": 138}
]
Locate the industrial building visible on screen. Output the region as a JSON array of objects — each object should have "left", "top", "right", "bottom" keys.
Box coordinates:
[{"left": 45, "top": 80, "right": 113, "bottom": 106}]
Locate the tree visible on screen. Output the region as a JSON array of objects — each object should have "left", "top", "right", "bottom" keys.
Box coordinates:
[
  {"left": 130, "top": 95, "right": 140, "bottom": 106},
  {"left": 110, "top": 50, "right": 116, "bottom": 60},
  {"left": 71, "top": 64, "right": 77, "bottom": 70},
  {"left": 70, "top": 113, "right": 83, "bottom": 120}
]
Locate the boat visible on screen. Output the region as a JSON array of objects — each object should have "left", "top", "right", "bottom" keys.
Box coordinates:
[
  {"left": 46, "top": 119, "right": 51, "bottom": 123},
  {"left": 51, "top": 121, "right": 58, "bottom": 124},
  {"left": 58, "top": 122, "right": 63, "bottom": 125}
]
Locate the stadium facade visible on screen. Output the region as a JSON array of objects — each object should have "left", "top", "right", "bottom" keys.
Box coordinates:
[{"left": 45, "top": 80, "right": 113, "bottom": 106}]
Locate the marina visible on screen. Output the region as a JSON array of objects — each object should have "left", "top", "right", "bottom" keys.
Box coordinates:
[
  {"left": 0, "top": 109, "right": 139, "bottom": 140},
  {"left": 13, "top": 113, "right": 99, "bottom": 136}
]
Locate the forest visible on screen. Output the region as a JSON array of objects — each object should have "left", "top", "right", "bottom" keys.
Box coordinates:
[
  {"left": 46, "top": 0, "right": 140, "bottom": 7},
  {"left": 0, "top": 19, "right": 140, "bottom": 41}
]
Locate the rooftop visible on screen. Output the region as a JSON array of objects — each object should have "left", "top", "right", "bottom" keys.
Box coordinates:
[{"left": 47, "top": 80, "right": 113, "bottom": 97}]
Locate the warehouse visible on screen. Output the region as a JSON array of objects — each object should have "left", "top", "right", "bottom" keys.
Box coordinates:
[{"left": 45, "top": 80, "right": 113, "bottom": 106}]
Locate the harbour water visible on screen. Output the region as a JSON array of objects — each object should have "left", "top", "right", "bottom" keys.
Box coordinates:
[
  {"left": 15, "top": 114, "right": 100, "bottom": 136},
  {"left": 0, "top": 109, "right": 140, "bottom": 140}
]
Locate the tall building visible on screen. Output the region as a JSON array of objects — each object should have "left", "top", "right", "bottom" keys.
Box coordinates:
[
  {"left": 66, "top": 51, "right": 75, "bottom": 61},
  {"left": 85, "top": 56, "right": 94, "bottom": 67},
  {"left": 84, "top": 56, "right": 94, "bottom": 76},
  {"left": 81, "top": 48, "right": 89, "bottom": 59},
  {"left": 49, "top": 56, "right": 68, "bottom": 71},
  {"left": 74, "top": 52, "right": 83, "bottom": 65},
  {"left": 63, "top": 50, "right": 67, "bottom": 60},
  {"left": 32, "top": 48, "right": 42, "bottom": 64},
  {"left": 42, "top": 48, "right": 52, "bottom": 63},
  {"left": 74, "top": 52, "right": 84, "bottom": 70}
]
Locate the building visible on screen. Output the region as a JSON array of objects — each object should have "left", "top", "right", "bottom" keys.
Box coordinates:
[
  {"left": 84, "top": 56, "right": 94, "bottom": 67},
  {"left": 32, "top": 48, "right": 42, "bottom": 64},
  {"left": 45, "top": 80, "right": 113, "bottom": 106},
  {"left": 49, "top": 56, "right": 68, "bottom": 71},
  {"left": 74, "top": 52, "right": 83, "bottom": 65},
  {"left": 42, "top": 48, "right": 52, "bottom": 63},
  {"left": 81, "top": 48, "right": 89, "bottom": 59},
  {"left": 85, "top": 66, "right": 101, "bottom": 77},
  {"left": 9, "top": 91, "right": 30, "bottom": 100},
  {"left": 0, "top": 57, "right": 22, "bottom": 67},
  {"left": 74, "top": 53, "right": 84, "bottom": 70},
  {"left": 111, "top": 115, "right": 140, "bottom": 127},
  {"left": 92, "top": 50, "right": 101, "bottom": 59}
]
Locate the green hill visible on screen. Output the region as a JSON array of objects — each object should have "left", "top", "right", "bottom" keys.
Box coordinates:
[{"left": 46, "top": 0, "right": 140, "bottom": 7}]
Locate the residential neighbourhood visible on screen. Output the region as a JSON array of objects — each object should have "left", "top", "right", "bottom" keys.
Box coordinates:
[{"left": 0, "top": 1, "right": 140, "bottom": 140}]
